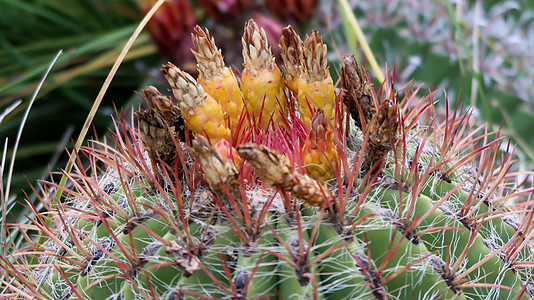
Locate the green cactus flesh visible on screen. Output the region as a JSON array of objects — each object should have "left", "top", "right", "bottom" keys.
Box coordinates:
[
  {"left": 5, "top": 26, "right": 534, "bottom": 300},
  {"left": 22, "top": 101, "right": 534, "bottom": 300}
]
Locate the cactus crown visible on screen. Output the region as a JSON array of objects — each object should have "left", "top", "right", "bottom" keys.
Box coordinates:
[{"left": 2, "top": 19, "right": 534, "bottom": 300}]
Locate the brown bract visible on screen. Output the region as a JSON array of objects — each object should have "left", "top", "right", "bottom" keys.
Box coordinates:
[
  {"left": 164, "top": 240, "right": 201, "bottom": 276},
  {"left": 251, "top": 13, "right": 284, "bottom": 63},
  {"left": 362, "top": 99, "right": 399, "bottom": 172},
  {"left": 136, "top": 86, "right": 185, "bottom": 167},
  {"left": 237, "top": 143, "right": 333, "bottom": 207},
  {"left": 190, "top": 136, "right": 241, "bottom": 205},
  {"left": 341, "top": 55, "right": 377, "bottom": 131}
]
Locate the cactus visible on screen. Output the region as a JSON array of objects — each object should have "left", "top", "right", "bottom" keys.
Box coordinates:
[{"left": 2, "top": 20, "right": 534, "bottom": 300}]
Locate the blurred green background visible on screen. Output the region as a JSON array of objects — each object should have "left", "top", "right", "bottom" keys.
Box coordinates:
[{"left": 1, "top": 0, "right": 533, "bottom": 219}]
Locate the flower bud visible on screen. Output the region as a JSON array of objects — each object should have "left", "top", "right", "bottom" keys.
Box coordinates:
[
  {"left": 198, "top": 0, "right": 250, "bottom": 22},
  {"left": 215, "top": 138, "right": 241, "bottom": 166},
  {"left": 266, "top": 0, "right": 319, "bottom": 22},
  {"left": 241, "top": 19, "right": 288, "bottom": 130},
  {"left": 139, "top": 0, "right": 197, "bottom": 72}
]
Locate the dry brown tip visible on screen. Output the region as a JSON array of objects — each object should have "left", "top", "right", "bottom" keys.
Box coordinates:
[
  {"left": 242, "top": 19, "right": 274, "bottom": 75},
  {"left": 191, "top": 25, "right": 225, "bottom": 79},
  {"left": 191, "top": 136, "right": 242, "bottom": 211},
  {"left": 160, "top": 62, "right": 207, "bottom": 115},
  {"left": 370, "top": 99, "right": 398, "bottom": 147},
  {"left": 237, "top": 143, "right": 333, "bottom": 207},
  {"left": 302, "top": 30, "right": 329, "bottom": 82},
  {"left": 141, "top": 86, "right": 176, "bottom": 119},
  {"left": 279, "top": 25, "right": 303, "bottom": 82},
  {"left": 165, "top": 240, "right": 201, "bottom": 276},
  {"left": 362, "top": 99, "right": 399, "bottom": 173},
  {"left": 136, "top": 86, "right": 185, "bottom": 168},
  {"left": 341, "top": 55, "right": 377, "bottom": 130},
  {"left": 236, "top": 143, "right": 289, "bottom": 187}
]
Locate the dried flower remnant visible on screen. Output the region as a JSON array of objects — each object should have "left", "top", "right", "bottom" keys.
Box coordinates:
[
  {"left": 341, "top": 55, "right": 377, "bottom": 131},
  {"left": 241, "top": 19, "right": 288, "bottom": 129},
  {"left": 136, "top": 86, "right": 185, "bottom": 167},
  {"left": 165, "top": 240, "right": 201, "bottom": 276},
  {"left": 237, "top": 143, "right": 333, "bottom": 207},
  {"left": 161, "top": 62, "right": 230, "bottom": 143},
  {"left": 362, "top": 98, "right": 398, "bottom": 173},
  {"left": 191, "top": 26, "right": 246, "bottom": 133},
  {"left": 191, "top": 136, "right": 241, "bottom": 208}
]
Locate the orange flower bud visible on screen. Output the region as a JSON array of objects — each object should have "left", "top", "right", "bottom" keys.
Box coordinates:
[{"left": 215, "top": 138, "right": 241, "bottom": 166}]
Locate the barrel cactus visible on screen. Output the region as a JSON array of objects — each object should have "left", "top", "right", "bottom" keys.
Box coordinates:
[{"left": 2, "top": 19, "right": 534, "bottom": 300}]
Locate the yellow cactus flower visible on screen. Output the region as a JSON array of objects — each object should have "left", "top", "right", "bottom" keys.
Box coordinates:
[
  {"left": 279, "top": 25, "right": 304, "bottom": 96},
  {"left": 241, "top": 19, "right": 288, "bottom": 130},
  {"left": 191, "top": 25, "right": 246, "bottom": 133},
  {"left": 302, "top": 110, "right": 338, "bottom": 182},
  {"left": 298, "top": 30, "right": 336, "bottom": 126},
  {"left": 280, "top": 28, "right": 335, "bottom": 127},
  {"left": 160, "top": 62, "right": 230, "bottom": 143}
]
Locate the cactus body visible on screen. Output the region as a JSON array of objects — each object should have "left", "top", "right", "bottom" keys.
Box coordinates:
[{"left": 3, "top": 20, "right": 534, "bottom": 300}]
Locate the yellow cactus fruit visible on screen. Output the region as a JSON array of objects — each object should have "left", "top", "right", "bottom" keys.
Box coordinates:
[
  {"left": 191, "top": 25, "right": 246, "bottom": 133},
  {"left": 241, "top": 19, "right": 288, "bottom": 130},
  {"left": 279, "top": 25, "right": 304, "bottom": 96},
  {"left": 302, "top": 110, "right": 338, "bottom": 182},
  {"left": 298, "top": 30, "right": 336, "bottom": 126},
  {"left": 160, "top": 62, "right": 230, "bottom": 143}
]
